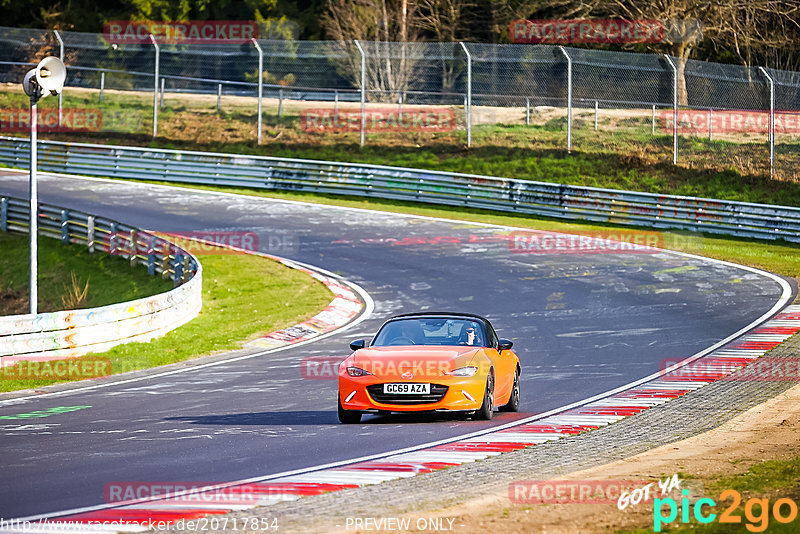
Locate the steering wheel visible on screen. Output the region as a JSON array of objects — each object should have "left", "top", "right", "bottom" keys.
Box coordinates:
[{"left": 388, "top": 336, "right": 416, "bottom": 346}]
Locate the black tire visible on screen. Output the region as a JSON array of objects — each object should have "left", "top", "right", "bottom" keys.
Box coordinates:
[
  {"left": 476, "top": 371, "right": 494, "bottom": 421},
  {"left": 499, "top": 369, "right": 520, "bottom": 412},
  {"left": 338, "top": 398, "right": 362, "bottom": 424}
]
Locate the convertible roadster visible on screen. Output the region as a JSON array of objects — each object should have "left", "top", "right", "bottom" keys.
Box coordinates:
[{"left": 338, "top": 312, "right": 520, "bottom": 423}]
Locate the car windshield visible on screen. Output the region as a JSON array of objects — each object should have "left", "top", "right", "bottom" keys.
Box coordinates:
[{"left": 371, "top": 318, "right": 488, "bottom": 347}]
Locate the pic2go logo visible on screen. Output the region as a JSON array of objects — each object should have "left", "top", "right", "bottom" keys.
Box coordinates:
[{"left": 654, "top": 489, "right": 800, "bottom": 532}]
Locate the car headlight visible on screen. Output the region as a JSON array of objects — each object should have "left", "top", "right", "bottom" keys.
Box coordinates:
[
  {"left": 346, "top": 366, "right": 372, "bottom": 377},
  {"left": 445, "top": 366, "right": 478, "bottom": 377}
]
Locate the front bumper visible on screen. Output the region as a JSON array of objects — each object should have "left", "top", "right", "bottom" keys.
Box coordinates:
[{"left": 339, "top": 374, "right": 485, "bottom": 412}]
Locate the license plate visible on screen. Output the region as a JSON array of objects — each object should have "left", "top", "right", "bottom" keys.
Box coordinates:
[{"left": 383, "top": 383, "right": 430, "bottom": 394}]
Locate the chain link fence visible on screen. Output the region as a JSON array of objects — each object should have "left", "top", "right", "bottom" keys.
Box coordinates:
[
  {"left": 1, "top": 25, "right": 798, "bottom": 181},
  {"left": 772, "top": 69, "right": 800, "bottom": 182}
]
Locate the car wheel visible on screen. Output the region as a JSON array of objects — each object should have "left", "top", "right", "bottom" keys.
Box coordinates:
[
  {"left": 499, "top": 369, "right": 520, "bottom": 412},
  {"left": 476, "top": 371, "right": 494, "bottom": 421},
  {"left": 338, "top": 398, "right": 362, "bottom": 424}
]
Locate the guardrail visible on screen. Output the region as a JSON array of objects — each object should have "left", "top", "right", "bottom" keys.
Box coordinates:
[
  {"left": 0, "top": 194, "right": 202, "bottom": 360},
  {"left": 1, "top": 136, "right": 799, "bottom": 244}
]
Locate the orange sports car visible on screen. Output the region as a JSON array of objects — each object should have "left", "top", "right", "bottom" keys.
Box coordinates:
[{"left": 338, "top": 312, "right": 521, "bottom": 424}]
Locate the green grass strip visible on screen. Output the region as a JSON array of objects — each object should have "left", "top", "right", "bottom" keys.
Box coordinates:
[
  {"left": 623, "top": 458, "right": 800, "bottom": 533},
  {"left": 0, "top": 232, "right": 171, "bottom": 313},
  {"left": 0, "top": 236, "right": 332, "bottom": 392}
]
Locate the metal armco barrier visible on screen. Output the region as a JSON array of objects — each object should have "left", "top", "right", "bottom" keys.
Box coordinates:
[
  {"left": 1, "top": 136, "right": 799, "bottom": 243},
  {"left": 0, "top": 194, "right": 202, "bottom": 359}
]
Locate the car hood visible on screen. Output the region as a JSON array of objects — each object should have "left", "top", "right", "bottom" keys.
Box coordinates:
[{"left": 352, "top": 346, "right": 480, "bottom": 378}]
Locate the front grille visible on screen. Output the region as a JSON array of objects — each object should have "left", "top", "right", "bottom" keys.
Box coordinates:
[{"left": 367, "top": 384, "right": 449, "bottom": 405}]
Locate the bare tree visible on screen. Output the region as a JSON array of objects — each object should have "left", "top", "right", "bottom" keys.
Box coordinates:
[
  {"left": 415, "top": 0, "right": 477, "bottom": 41},
  {"left": 604, "top": 1, "right": 800, "bottom": 101},
  {"left": 324, "top": 0, "right": 422, "bottom": 100},
  {"left": 593, "top": 1, "right": 709, "bottom": 104},
  {"left": 723, "top": 0, "right": 800, "bottom": 71},
  {"left": 414, "top": 0, "right": 476, "bottom": 92},
  {"left": 494, "top": 0, "right": 800, "bottom": 103},
  {"left": 489, "top": 0, "right": 590, "bottom": 40}
]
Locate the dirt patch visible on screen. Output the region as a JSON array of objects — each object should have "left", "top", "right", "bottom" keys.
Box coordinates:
[
  {"left": 18, "top": 83, "right": 791, "bottom": 146},
  {"left": 0, "top": 288, "right": 27, "bottom": 315}
]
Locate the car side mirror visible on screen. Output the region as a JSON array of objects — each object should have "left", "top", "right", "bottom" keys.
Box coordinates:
[
  {"left": 349, "top": 339, "right": 366, "bottom": 351},
  {"left": 498, "top": 339, "right": 513, "bottom": 351}
]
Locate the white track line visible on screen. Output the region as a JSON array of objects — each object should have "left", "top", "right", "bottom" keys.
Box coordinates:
[{"left": 2, "top": 170, "right": 794, "bottom": 524}]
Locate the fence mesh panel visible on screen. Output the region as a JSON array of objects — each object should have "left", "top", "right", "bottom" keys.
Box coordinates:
[
  {"left": 0, "top": 26, "right": 798, "bottom": 182},
  {"left": 568, "top": 48, "right": 672, "bottom": 163},
  {"left": 771, "top": 68, "right": 800, "bottom": 182},
  {"left": 464, "top": 43, "right": 566, "bottom": 149},
  {"left": 679, "top": 60, "right": 770, "bottom": 177},
  {"left": 0, "top": 27, "right": 59, "bottom": 83}
]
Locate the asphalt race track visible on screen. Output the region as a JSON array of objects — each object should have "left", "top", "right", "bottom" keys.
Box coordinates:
[{"left": 0, "top": 170, "right": 791, "bottom": 519}]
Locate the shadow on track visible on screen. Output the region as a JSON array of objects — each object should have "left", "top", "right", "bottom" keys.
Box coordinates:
[
  {"left": 165, "top": 411, "right": 531, "bottom": 426},
  {"left": 166, "top": 411, "right": 338, "bottom": 426}
]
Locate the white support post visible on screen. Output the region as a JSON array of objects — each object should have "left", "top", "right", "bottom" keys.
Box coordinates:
[
  {"left": 708, "top": 108, "right": 713, "bottom": 141},
  {"left": 23, "top": 58, "right": 66, "bottom": 315},
  {"left": 354, "top": 40, "right": 366, "bottom": 147},
  {"left": 87, "top": 215, "right": 95, "bottom": 253},
  {"left": 558, "top": 46, "right": 572, "bottom": 153},
  {"left": 29, "top": 96, "right": 38, "bottom": 315},
  {"left": 459, "top": 42, "right": 472, "bottom": 148},
  {"left": 252, "top": 38, "right": 263, "bottom": 144},
  {"left": 652, "top": 105, "right": 656, "bottom": 135},
  {"left": 758, "top": 67, "right": 775, "bottom": 178},
  {"left": 526, "top": 97, "right": 530, "bottom": 126},
  {"left": 334, "top": 89, "right": 339, "bottom": 121},
  {"left": 663, "top": 55, "right": 678, "bottom": 165},
  {"left": 149, "top": 34, "right": 159, "bottom": 138},
  {"left": 53, "top": 30, "right": 64, "bottom": 128}
]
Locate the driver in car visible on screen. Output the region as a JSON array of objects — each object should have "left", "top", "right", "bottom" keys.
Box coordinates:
[
  {"left": 459, "top": 325, "right": 482, "bottom": 346},
  {"left": 387, "top": 322, "right": 425, "bottom": 345}
]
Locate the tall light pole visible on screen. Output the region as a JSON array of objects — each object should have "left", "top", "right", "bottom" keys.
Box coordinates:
[{"left": 22, "top": 56, "right": 66, "bottom": 315}]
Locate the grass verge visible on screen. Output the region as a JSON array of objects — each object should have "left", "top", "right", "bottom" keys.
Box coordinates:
[
  {"left": 0, "top": 232, "right": 171, "bottom": 314},
  {"left": 0, "top": 240, "right": 332, "bottom": 392},
  {"left": 624, "top": 458, "right": 800, "bottom": 532}
]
